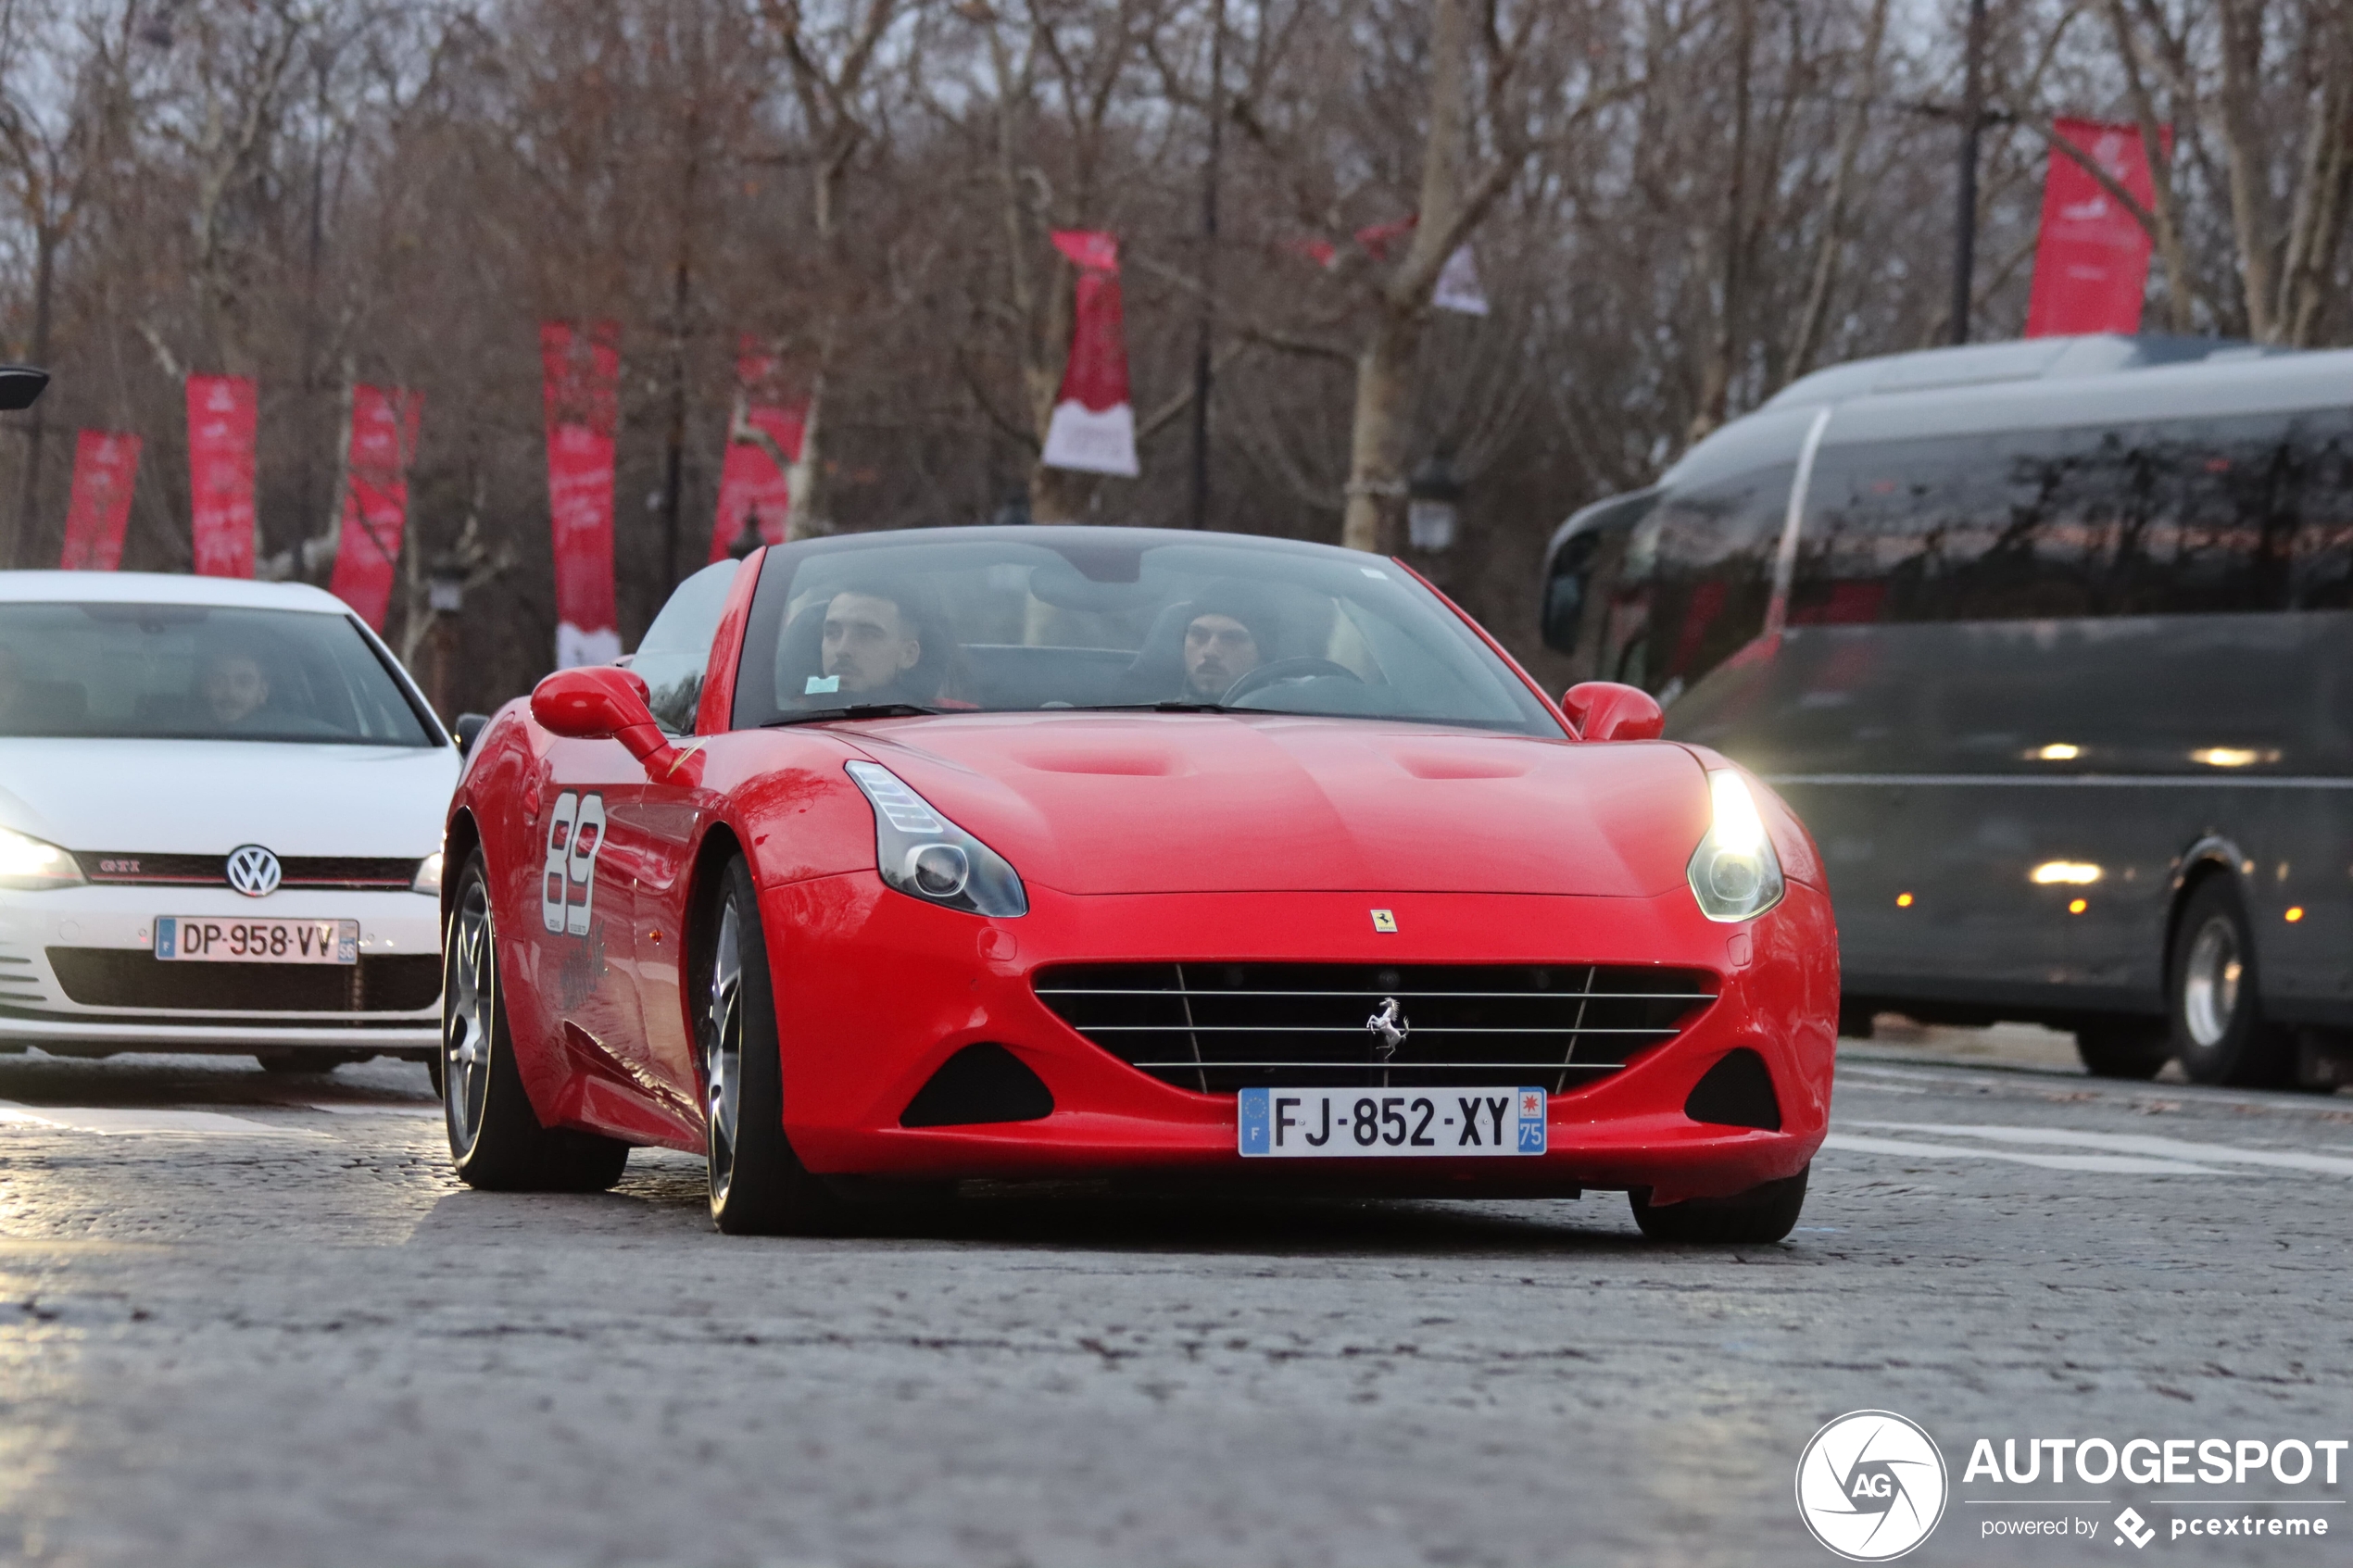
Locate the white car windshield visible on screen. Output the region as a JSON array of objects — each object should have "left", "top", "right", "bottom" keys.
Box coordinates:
[
  {"left": 733, "top": 530, "right": 1565, "bottom": 737},
  {"left": 0, "top": 603, "right": 436, "bottom": 746}
]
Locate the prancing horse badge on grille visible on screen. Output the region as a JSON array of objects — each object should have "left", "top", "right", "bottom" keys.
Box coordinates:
[
  {"left": 1365, "top": 997, "right": 1408, "bottom": 1060},
  {"left": 1370, "top": 909, "right": 1397, "bottom": 933}
]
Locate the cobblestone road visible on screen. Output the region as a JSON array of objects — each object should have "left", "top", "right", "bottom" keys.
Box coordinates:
[{"left": 0, "top": 1046, "right": 2347, "bottom": 1567}]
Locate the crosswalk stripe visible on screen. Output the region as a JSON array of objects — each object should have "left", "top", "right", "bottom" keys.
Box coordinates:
[
  {"left": 1820, "top": 1132, "right": 2229, "bottom": 1175},
  {"left": 0, "top": 1101, "right": 317, "bottom": 1137},
  {"left": 1851, "top": 1121, "right": 2353, "bottom": 1176}
]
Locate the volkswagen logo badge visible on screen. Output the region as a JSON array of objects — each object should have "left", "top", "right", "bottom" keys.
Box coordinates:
[{"left": 225, "top": 845, "right": 283, "bottom": 898}]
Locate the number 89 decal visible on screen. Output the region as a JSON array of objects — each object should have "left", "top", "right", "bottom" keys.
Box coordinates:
[{"left": 540, "top": 791, "right": 606, "bottom": 936}]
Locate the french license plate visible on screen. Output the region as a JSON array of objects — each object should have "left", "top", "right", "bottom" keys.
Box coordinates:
[
  {"left": 1238, "top": 1086, "right": 1548, "bottom": 1158},
  {"left": 155, "top": 917, "right": 359, "bottom": 965}
]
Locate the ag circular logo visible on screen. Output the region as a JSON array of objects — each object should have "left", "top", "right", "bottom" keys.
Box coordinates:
[{"left": 1795, "top": 1410, "right": 1948, "bottom": 1561}]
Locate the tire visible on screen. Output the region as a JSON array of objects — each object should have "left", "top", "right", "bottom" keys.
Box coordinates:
[
  {"left": 697, "top": 855, "right": 840, "bottom": 1235},
  {"left": 2169, "top": 877, "right": 2289, "bottom": 1087},
  {"left": 2073, "top": 1018, "right": 2171, "bottom": 1080},
  {"left": 1629, "top": 1165, "right": 1808, "bottom": 1244},
  {"left": 441, "top": 850, "right": 630, "bottom": 1192}
]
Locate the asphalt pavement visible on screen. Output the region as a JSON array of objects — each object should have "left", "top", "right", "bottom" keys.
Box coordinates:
[{"left": 0, "top": 1041, "right": 2347, "bottom": 1568}]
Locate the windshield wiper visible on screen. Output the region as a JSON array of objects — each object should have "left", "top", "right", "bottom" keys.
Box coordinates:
[
  {"left": 1067, "top": 701, "right": 1240, "bottom": 714},
  {"left": 764, "top": 703, "right": 942, "bottom": 727}
]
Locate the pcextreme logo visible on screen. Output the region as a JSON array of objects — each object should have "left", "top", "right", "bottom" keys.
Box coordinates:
[{"left": 1796, "top": 1411, "right": 1951, "bottom": 1562}]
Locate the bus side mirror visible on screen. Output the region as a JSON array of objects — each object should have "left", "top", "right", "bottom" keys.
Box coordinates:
[
  {"left": 0, "top": 366, "right": 49, "bottom": 411},
  {"left": 1564, "top": 681, "right": 1663, "bottom": 742}
]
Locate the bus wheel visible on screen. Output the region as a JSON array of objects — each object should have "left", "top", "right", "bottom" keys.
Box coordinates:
[
  {"left": 2169, "top": 878, "right": 2288, "bottom": 1086},
  {"left": 2072, "top": 1019, "right": 2170, "bottom": 1080}
]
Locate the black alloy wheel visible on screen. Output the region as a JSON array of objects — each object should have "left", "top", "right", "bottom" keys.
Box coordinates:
[
  {"left": 698, "top": 854, "right": 839, "bottom": 1235},
  {"left": 2169, "top": 877, "right": 2290, "bottom": 1087},
  {"left": 1629, "top": 1165, "right": 1808, "bottom": 1245},
  {"left": 441, "top": 850, "right": 630, "bottom": 1191},
  {"left": 2072, "top": 1018, "right": 2171, "bottom": 1081}
]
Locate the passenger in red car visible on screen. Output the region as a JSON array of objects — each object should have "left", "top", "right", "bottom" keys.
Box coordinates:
[{"left": 1180, "top": 584, "right": 1278, "bottom": 701}]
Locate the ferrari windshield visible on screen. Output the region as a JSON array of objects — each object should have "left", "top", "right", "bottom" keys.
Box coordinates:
[
  {"left": 734, "top": 529, "right": 1565, "bottom": 736},
  {"left": 0, "top": 603, "right": 435, "bottom": 746}
]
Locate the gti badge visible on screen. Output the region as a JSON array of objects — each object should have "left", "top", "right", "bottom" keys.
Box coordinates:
[
  {"left": 1365, "top": 997, "right": 1408, "bottom": 1060},
  {"left": 225, "top": 845, "right": 283, "bottom": 898}
]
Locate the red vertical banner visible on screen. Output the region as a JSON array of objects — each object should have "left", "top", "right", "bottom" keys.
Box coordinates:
[
  {"left": 2025, "top": 119, "right": 2166, "bottom": 338},
  {"left": 57, "top": 432, "right": 142, "bottom": 571},
  {"left": 326, "top": 386, "right": 423, "bottom": 630},
  {"left": 541, "top": 320, "right": 622, "bottom": 669},
  {"left": 709, "top": 338, "right": 807, "bottom": 562},
  {"left": 185, "top": 375, "right": 258, "bottom": 578},
  {"left": 1039, "top": 231, "right": 1139, "bottom": 478}
]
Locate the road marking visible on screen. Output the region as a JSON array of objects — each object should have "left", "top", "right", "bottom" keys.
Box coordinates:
[
  {"left": 305, "top": 1102, "right": 440, "bottom": 1116},
  {"left": 1853, "top": 1121, "right": 2353, "bottom": 1176},
  {"left": 1820, "top": 1132, "right": 2229, "bottom": 1174},
  {"left": 0, "top": 1102, "right": 317, "bottom": 1137}
]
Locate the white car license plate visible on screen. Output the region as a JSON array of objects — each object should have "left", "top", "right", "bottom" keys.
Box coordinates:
[
  {"left": 155, "top": 917, "right": 359, "bottom": 965},
  {"left": 1238, "top": 1086, "right": 1547, "bottom": 1158}
]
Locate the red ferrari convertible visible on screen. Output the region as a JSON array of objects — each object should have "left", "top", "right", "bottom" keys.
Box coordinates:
[{"left": 439, "top": 526, "right": 1836, "bottom": 1239}]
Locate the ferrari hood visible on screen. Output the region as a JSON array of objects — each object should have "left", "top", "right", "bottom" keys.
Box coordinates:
[{"left": 849, "top": 713, "right": 1710, "bottom": 897}]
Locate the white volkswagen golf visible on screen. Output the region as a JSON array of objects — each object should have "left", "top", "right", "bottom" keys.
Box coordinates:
[{"left": 0, "top": 571, "right": 456, "bottom": 1071}]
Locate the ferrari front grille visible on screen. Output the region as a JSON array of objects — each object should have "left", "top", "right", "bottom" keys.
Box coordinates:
[
  {"left": 44, "top": 948, "right": 442, "bottom": 1014},
  {"left": 1034, "top": 962, "right": 1717, "bottom": 1094}
]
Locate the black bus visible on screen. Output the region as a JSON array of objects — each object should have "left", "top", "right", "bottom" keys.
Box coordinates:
[{"left": 1541, "top": 334, "right": 2353, "bottom": 1087}]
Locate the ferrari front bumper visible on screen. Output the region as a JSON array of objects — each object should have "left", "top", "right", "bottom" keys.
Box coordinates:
[{"left": 764, "top": 873, "right": 1838, "bottom": 1203}]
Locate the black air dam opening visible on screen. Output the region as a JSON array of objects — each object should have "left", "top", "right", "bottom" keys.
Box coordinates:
[
  {"left": 1683, "top": 1047, "right": 1781, "bottom": 1131},
  {"left": 900, "top": 1043, "right": 1054, "bottom": 1128}
]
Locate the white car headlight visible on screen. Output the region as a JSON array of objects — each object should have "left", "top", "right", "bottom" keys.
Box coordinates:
[
  {"left": 412, "top": 850, "right": 445, "bottom": 896},
  {"left": 846, "top": 761, "right": 1027, "bottom": 918},
  {"left": 0, "top": 825, "right": 85, "bottom": 892},
  {"left": 1687, "top": 769, "right": 1785, "bottom": 922}
]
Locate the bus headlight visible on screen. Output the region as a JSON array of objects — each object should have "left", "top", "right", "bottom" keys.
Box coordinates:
[
  {"left": 846, "top": 761, "right": 1028, "bottom": 918},
  {"left": 1687, "top": 770, "right": 1784, "bottom": 922}
]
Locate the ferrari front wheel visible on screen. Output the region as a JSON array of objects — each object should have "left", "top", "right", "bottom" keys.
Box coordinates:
[
  {"left": 442, "top": 851, "right": 630, "bottom": 1192},
  {"left": 698, "top": 855, "right": 838, "bottom": 1235},
  {"left": 1629, "top": 1165, "right": 1807, "bottom": 1245}
]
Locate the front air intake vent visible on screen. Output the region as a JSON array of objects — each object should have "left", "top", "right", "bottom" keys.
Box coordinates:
[
  {"left": 45, "top": 949, "right": 441, "bottom": 1013},
  {"left": 900, "top": 1043, "right": 1055, "bottom": 1127},
  {"left": 1035, "top": 962, "right": 1715, "bottom": 1095},
  {"left": 1683, "top": 1047, "right": 1781, "bottom": 1130}
]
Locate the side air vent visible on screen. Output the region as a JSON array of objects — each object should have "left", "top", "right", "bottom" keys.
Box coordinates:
[
  {"left": 900, "top": 1043, "right": 1054, "bottom": 1128},
  {"left": 1684, "top": 1047, "right": 1781, "bottom": 1131}
]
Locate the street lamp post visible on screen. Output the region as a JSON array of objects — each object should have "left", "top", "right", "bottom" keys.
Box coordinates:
[
  {"left": 1407, "top": 455, "right": 1462, "bottom": 554},
  {"left": 425, "top": 555, "right": 466, "bottom": 722}
]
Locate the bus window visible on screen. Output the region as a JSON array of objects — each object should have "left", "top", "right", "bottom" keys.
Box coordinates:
[
  {"left": 1619, "top": 464, "right": 1792, "bottom": 701},
  {"left": 1791, "top": 414, "right": 2321, "bottom": 625},
  {"left": 2287, "top": 409, "right": 2353, "bottom": 608}
]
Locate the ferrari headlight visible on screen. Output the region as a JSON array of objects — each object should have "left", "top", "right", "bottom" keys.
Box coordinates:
[
  {"left": 846, "top": 761, "right": 1028, "bottom": 918},
  {"left": 0, "top": 825, "right": 84, "bottom": 892},
  {"left": 1687, "top": 769, "right": 1784, "bottom": 922},
  {"left": 412, "top": 851, "right": 445, "bottom": 896}
]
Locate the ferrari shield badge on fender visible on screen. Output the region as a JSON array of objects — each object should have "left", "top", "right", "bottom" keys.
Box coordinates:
[{"left": 1370, "top": 909, "right": 1397, "bottom": 933}]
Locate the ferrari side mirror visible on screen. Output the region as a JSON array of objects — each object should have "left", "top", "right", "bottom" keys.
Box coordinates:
[
  {"left": 531, "top": 667, "right": 671, "bottom": 769},
  {"left": 0, "top": 366, "right": 49, "bottom": 412},
  {"left": 1563, "top": 681, "right": 1664, "bottom": 743}
]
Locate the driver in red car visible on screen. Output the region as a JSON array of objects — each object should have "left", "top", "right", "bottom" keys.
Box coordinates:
[
  {"left": 809, "top": 580, "right": 963, "bottom": 708},
  {"left": 1180, "top": 584, "right": 1277, "bottom": 702}
]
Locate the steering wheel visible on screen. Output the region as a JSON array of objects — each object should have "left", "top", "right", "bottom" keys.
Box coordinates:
[{"left": 1221, "top": 658, "right": 1365, "bottom": 705}]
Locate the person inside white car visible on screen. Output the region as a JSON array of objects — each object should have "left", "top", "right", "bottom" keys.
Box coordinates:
[{"left": 196, "top": 639, "right": 274, "bottom": 730}]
